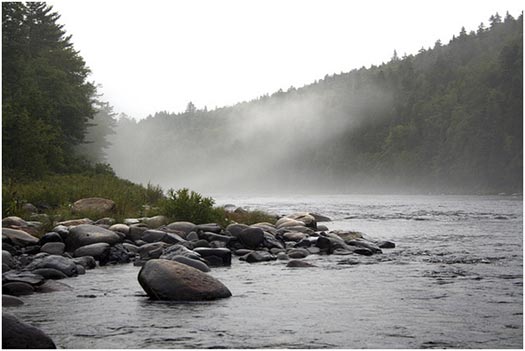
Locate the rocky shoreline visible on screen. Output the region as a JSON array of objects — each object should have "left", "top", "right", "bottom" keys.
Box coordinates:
[{"left": 2, "top": 200, "right": 395, "bottom": 348}]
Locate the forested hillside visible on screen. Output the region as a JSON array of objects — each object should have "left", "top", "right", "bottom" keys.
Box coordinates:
[{"left": 108, "top": 13, "right": 522, "bottom": 194}]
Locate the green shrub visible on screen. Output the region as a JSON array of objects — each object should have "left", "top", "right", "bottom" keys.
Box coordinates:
[{"left": 161, "top": 188, "right": 224, "bottom": 224}]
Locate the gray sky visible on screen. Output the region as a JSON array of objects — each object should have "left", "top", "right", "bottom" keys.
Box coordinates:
[{"left": 48, "top": 0, "right": 523, "bottom": 120}]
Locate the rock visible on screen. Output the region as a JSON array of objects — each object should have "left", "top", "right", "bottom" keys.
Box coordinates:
[
  {"left": 56, "top": 218, "right": 93, "bottom": 227},
  {"left": 2, "top": 228, "right": 39, "bottom": 247},
  {"left": 142, "top": 215, "right": 169, "bottom": 228},
  {"left": 287, "top": 248, "right": 309, "bottom": 259},
  {"left": 3, "top": 250, "right": 17, "bottom": 269},
  {"left": 39, "top": 232, "right": 63, "bottom": 246},
  {"left": 3, "top": 294, "right": 24, "bottom": 306},
  {"left": 194, "top": 239, "right": 210, "bottom": 248},
  {"left": 201, "top": 232, "right": 231, "bottom": 243},
  {"left": 276, "top": 252, "right": 289, "bottom": 260},
  {"left": 278, "top": 226, "right": 316, "bottom": 235},
  {"left": 285, "top": 212, "right": 317, "bottom": 229},
  {"left": 166, "top": 221, "right": 196, "bottom": 236},
  {"left": 128, "top": 225, "right": 148, "bottom": 242},
  {"left": 209, "top": 240, "right": 227, "bottom": 248},
  {"left": 286, "top": 260, "right": 317, "bottom": 267},
  {"left": 138, "top": 259, "right": 232, "bottom": 301},
  {"left": 22, "top": 203, "right": 39, "bottom": 214},
  {"left": 31, "top": 268, "right": 67, "bottom": 280},
  {"left": 3, "top": 271, "right": 45, "bottom": 285},
  {"left": 35, "top": 280, "right": 73, "bottom": 293},
  {"left": 196, "top": 223, "right": 222, "bottom": 234},
  {"left": 52, "top": 225, "right": 70, "bottom": 240},
  {"left": 275, "top": 217, "right": 306, "bottom": 229},
  {"left": 95, "top": 217, "right": 116, "bottom": 226},
  {"left": 40, "top": 242, "right": 65, "bottom": 255},
  {"left": 160, "top": 244, "right": 202, "bottom": 261},
  {"left": 161, "top": 233, "right": 187, "bottom": 245},
  {"left": 2, "top": 313, "right": 56, "bottom": 349},
  {"left": 241, "top": 250, "right": 276, "bottom": 263},
  {"left": 21, "top": 245, "right": 41, "bottom": 255},
  {"left": 24, "top": 255, "right": 78, "bottom": 277},
  {"left": 193, "top": 248, "right": 232, "bottom": 266},
  {"left": 294, "top": 238, "right": 311, "bottom": 248},
  {"left": 109, "top": 223, "right": 130, "bottom": 235},
  {"left": 72, "top": 256, "right": 97, "bottom": 269},
  {"left": 283, "top": 232, "right": 306, "bottom": 242},
  {"left": 307, "top": 246, "right": 321, "bottom": 255},
  {"left": 169, "top": 256, "right": 211, "bottom": 272},
  {"left": 139, "top": 242, "right": 169, "bottom": 260},
  {"left": 234, "top": 249, "right": 253, "bottom": 256},
  {"left": 346, "top": 239, "right": 383, "bottom": 254},
  {"left": 310, "top": 212, "right": 332, "bottom": 222},
  {"left": 102, "top": 244, "right": 131, "bottom": 265},
  {"left": 378, "top": 240, "right": 396, "bottom": 249},
  {"left": 142, "top": 229, "right": 168, "bottom": 243},
  {"left": 353, "top": 247, "right": 374, "bottom": 256},
  {"left": 332, "top": 248, "right": 353, "bottom": 255},
  {"left": 72, "top": 197, "right": 116, "bottom": 215},
  {"left": 2, "top": 243, "right": 17, "bottom": 255},
  {"left": 124, "top": 218, "right": 140, "bottom": 225},
  {"left": 74, "top": 243, "right": 110, "bottom": 261},
  {"left": 3, "top": 282, "right": 35, "bottom": 296},
  {"left": 225, "top": 223, "right": 249, "bottom": 238},
  {"left": 122, "top": 243, "right": 139, "bottom": 254},
  {"left": 76, "top": 265, "right": 86, "bottom": 275},
  {"left": 262, "top": 232, "right": 285, "bottom": 250},
  {"left": 331, "top": 230, "right": 364, "bottom": 241},
  {"left": 238, "top": 227, "right": 265, "bottom": 249},
  {"left": 316, "top": 224, "right": 329, "bottom": 232},
  {"left": 66, "top": 224, "right": 121, "bottom": 251},
  {"left": 316, "top": 233, "right": 350, "bottom": 254},
  {"left": 186, "top": 232, "right": 199, "bottom": 241},
  {"left": 2, "top": 216, "right": 29, "bottom": 228}
]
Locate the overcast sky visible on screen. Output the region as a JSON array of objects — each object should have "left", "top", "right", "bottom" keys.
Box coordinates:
[{"left": 48, "top": 0, "right": 523, "bottom": 120}]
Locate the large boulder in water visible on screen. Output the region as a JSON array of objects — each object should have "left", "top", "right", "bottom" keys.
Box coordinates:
[
  {"left": 72, "top": 197, "right": 115, "bottom": 215},
  {"left": 2, "top": 228, "right": 39, "bottom": 247},
  {"left": 2, "top": 313, "right": 56, "bottom": 349},
  {"left": 66, "top": 224, "right": 121, "bottom": 251},
  {"left": 138, "top": 259, "right": 231, "bottom": 301}
]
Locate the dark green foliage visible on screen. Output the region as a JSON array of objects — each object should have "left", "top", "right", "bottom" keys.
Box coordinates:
[
  {"left": 161, "top": 188, "right": 223, "bottom": 224},
  {"left": 109, "top": 13, "right": 522, "bottom": 194},
  {"left": 2, "top": 2, "right": 95, "bottom": 179}
]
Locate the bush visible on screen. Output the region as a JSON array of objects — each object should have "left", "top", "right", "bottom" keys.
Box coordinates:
[{"left": 161, "top": 188, "right": 224, "bottom": 224}]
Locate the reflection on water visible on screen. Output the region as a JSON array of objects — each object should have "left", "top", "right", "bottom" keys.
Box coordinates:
[{"left": 5, "top": 195, "right": 522, "bottom": 348}]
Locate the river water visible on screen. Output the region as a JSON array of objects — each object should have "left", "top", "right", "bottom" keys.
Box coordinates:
[{"left": 5, "top": 195, "right": 523, "bottom": 348}]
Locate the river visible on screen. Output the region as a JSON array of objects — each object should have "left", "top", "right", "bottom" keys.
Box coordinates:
[{"left": 4, "top": 195, "right": 523, "bottom": 348}]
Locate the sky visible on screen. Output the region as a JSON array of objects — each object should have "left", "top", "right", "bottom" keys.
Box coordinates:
[{"left": 48, "top": 0, "right": 523, "bottom": 120}]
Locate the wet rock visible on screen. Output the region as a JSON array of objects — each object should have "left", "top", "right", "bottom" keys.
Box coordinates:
[
  {"left": 3, "top": 313, "right": 56, "bottom": 349},
  {"left": 331, "top": 230, "right": 364, "bottom": 242},
  {"left": 270, "top": 248, "right": 286, "bottom": 255},
  {"left": 40, "top": 242, "right": 65, "bottom": 255},
  {"left": 169, "top": 255, "right": 211, "bottom": 272},
  {"left": 3, "top": 250, "right": 17, "bottom": 269},
  {"left": 286, "top": 260, "right": 317, "bottom": 267},
  {"left": 282, "top": 232, "right": 306, "bottom": 242},
  {"left": 21, "top": 245, "right": 41, "bottom": 255},
  {"left": 122, "top": 243, "right": 139, "bottom": 254},
  {"left": 275, "top": 217, "right": 306, "bottom": 229},
  {"left": 166, "top": 221, "right": 196, "bottom": 236},
  {"left": 310, "top": 212, "right": 332, "bottom": 222},
  {"left": 287, "top": 248, "right": 309, "bottom": 259},
  {"left": 142, "top": 229, "right": 168, "bottom": 243},
  {"left": 238, "top": 227, "right": 265, "bottom": 249},
  {"left": 3, "top": 282, "right": 35, "bottom": 296},
  {"left": 346, "top": 239, "right": 382, "bottom": 254},
  {"left": 139, "top": 242, "right": 169, "bottom": 260},
  {"left": 194, "top": 239, "right": 210, "bottom": 248},
  {"left": 307, "top": 246, "right": 321, "bottom": 255},
  {"left": 141, "top": 215, "right": 169, "bottom": 228},
  {"left": 2, "top": 216, "right": 29, "bottom": 228},
  {"left": 52, "top": 225, "right": 70, "bottom": 240},
  {"left": 186, "top": 232, "right": 199, "bottom": 241},
  {"left": 38, "top": 232, "right": 63, "bottom": 246},
  {"left": 378, "top": 240, "right": 396, "bottom": 249},
  {"left": 352, "top": 247, "right": 374, "bottom": 256},
  {"left": 276, "top": 252, "right": 289, "bottom": 260},
  {"left": 193, "top": 248, "right": 232, "bottom": 266},
  {"left": 109, "top": 223, "right": 130, "bottom": 235},
  {"left": 102, "top": 244, "right": 131, "bottom": 265},
  {"left": 66, "top": 224, "right": 121, "bottom": 251},
  {"left": 294, "top": 238, "right": 312, "bottom": 248},
  {"left": 160, "top": 244, "right": 201, "bottom": 261},
  {"left": 234, "top": 249, "right": 253, "bottom": 256},
  {"left": 128, "top": 225, "right": 148, "bottom": 242},
  {"left": 2, "top": 228, "right": 39, "bottom": 247},
  {"left": 72, "top": 256, "right": 97, "bottom": 269},
  {"left": 72, "top": 197, "right": 115, "bottom": 215},
  {"left": 332, "top": 248, "right": 353, "bottom": 255},
  {"left": 25, "top": 255, "right": 78, "bottom": 277},
  {"left": 3, "top": 271, "right": 45, "bottom": 285},
  {"left": 285, "top": 212, "right": 317, "bottom": 229},
  {"left": 30, "top": 268, "right": 67, "bottom": 280},
  {"left": 225, "top": 223, "right": 249, "bottom": 238},
  {"left": 2, "top": 243, "right": 17, "bottom": 255},
  {"left": 316, "top": 224, "right": 329, "bottom": 232},
  {"left": 161, "top": 233, "right": 188, "bottom": 245},
  {"left": 3, "top": 294, "right": 24, "bottom": 306},
  {"left": 76, "top": 265, "right": 86, "bottom": 275},
  {"left": 241, "top": 250, "right": 276, "bottom": 263},
  {"left": 262, "top": 232, "right": 285, "bottom": 250},
  {"left": 138, "top": 259, "right": 232, "bottom": 301},
  {"left": 74, "top": 242, "right": 110, "bottom": 261}
]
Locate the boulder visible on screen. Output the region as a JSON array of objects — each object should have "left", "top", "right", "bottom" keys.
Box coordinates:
[
  {"left": 2, "top": 250, "right": 17, "bottom": 269},
  {"left": 285, "top": 212, "right": 317, "bottom": 229},
  {"left": 66, "top": 224, "right": 121, "bottom": 251},
  {"left": 3, "top": 271, "right": 45, "bottom": 286},
  {"left": 142, "top": 229, "right": 168, "bottom": 243},
  {"left": 378, "top": 240, "right": 396, "bottom": 249},
  {"left": 160, "top": 244, "right": 201, "bottom": 261},
  {"left": 102, "top": 244, "right": 131, "bottom": 265},
  {"left": 282, "top": 232, "right": 306, "bottom": 242},
  {"left": 40, "top": 242, "right": 65, "bottom": 255},
  {"left": 30, "top": 268, "right": 67, "bottom": 280},
  {"left": 166, "top": 221, "right": 196, "bottom": 236},
  {"left": 201, "top": 232, "right": 231, "bottom": 243},
  {"left": 238, "top": 227, "right": 265, "bottom": 249},
  {"left": 169, "top": 256, "right": 210, "bottom": 272},
  {"left": 287, "top": 248, "right": 309, "bottom": 259},
  {"left": 109, "top": 223, "right": 130, "bottom": 235},
  {"left": 262, "top": 232, "right": 285, "bottom": 250},
  {"left": 55, "top": 218, "right": 93, "bottom": 227},
  {"left": 73, "top": 243, "right": 110, "bottom": 261},
  {"left": 346, "top": 239, "right": 382, "bottom": 254},
  {"left": 2, "top": 313, "right": 56, "bottom": 349},
  {"left": 310, "top": 212, "right": 332, "bottom": 222},
  {"left": 2, "top": 228, "right": 39, "bottom": 247},
  {"left": 193, "top": 239, "right": 210, "bottom": 248},
  {"left": 196, "top": 223, "right": 222, "bottom": 234},
  {"left": 241, "top": 250, "right": 276, "bottom": 263},
  {"left": 38, "top": 232, "right": 63, "bottom": 246},
  {"left": 3, "top": 282, "right": 34, "bottom": 296},
  {"left": 225, "top": 223, "right": 249, "bottom": 238},
  {"left": 193, "top": 248, "right": 232, "bottom": 266},
  {"left": 186, "top": 232, "right": 199, "bottom": 241},
  {"left": 2, "top": 294, "right": 24, "bottom": 307},
  {"left": 275, "top": 217, "right": 305, "bottom": 229},
  {"left": 286, "top": 260, "right": 317, "bottom": 268},
  {"left": 276, "top": 252, "right": 289, "bottom": 260},
  {"left": 142, "top": 215, "right": 169, "bottom": 229},
  {"left": 138, "top": 259, "right": 231, "bottom": 301},
  {"left": 128, "top": 225, "right": 148, "bottom": 242},
  {"left": 139, "top": 242, "right": 169, "bottom": 260},
  {"left": 72, "top": 256, "right": 97, "bottom": 269},
  {"left": 2, "top": 216, "right": 29, "bottom": 228},
  {"left": 24, "top": 255, "right": 78, "bottom": 277},
  {"left": 72, "top": 197, "right": 115, "bottom": 215},
  {"left": 124, "top": 218, "right": 140, "bottom": 225},
  {"left": 122, "top": 243, "right": 139, "bottom": 254}
]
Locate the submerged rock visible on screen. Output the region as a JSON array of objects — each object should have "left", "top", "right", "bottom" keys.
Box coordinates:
[
  {"left": 2, "top": 313, "right": 56, "bottom": 349},
  {"left": 138, "top": 259, "right": 231, "bottom": 301}
]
